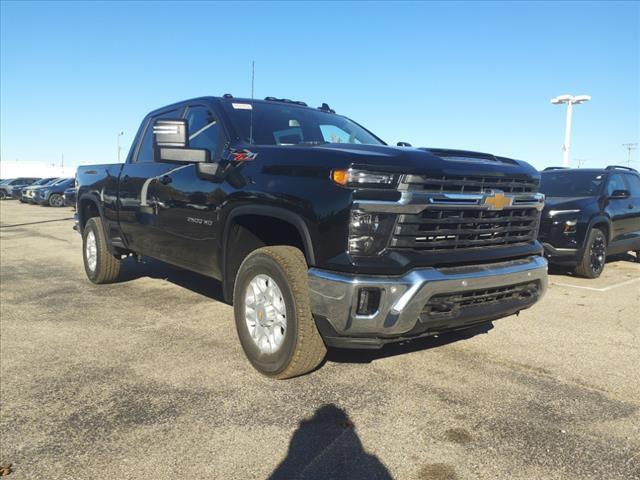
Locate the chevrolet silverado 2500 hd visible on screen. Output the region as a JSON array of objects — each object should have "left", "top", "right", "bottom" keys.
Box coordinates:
[{"left": 76, "top": 95, "right": 548, "bottom": 378}]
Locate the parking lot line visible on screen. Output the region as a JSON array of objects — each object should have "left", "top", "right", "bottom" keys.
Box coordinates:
[{"left": 551, "top": 277, "right": 640, "bottom": 292}]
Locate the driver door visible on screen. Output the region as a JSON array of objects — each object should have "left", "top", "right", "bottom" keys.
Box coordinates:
[{"left": 146, "top": 105, "right": 226, "bottom": 278}]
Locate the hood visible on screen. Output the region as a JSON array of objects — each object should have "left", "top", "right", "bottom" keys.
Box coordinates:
[{"left": 249, "top": 143, "right": 539, "bottom": 179}]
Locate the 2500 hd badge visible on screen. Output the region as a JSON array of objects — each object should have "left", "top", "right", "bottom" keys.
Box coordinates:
[{"left": 187, "top": 216, "right": 213, "bottom": 226}]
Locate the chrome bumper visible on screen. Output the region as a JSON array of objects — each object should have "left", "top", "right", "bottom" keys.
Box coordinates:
[{"left": 308, "top": 256, "right": 548, "bottom": 338}]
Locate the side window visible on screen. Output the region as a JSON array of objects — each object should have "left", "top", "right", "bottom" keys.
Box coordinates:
[
  {"left": 135, "top": 109, "right": 179, "bottom": 163},
  {"left": 624, "top": 174, "right": 640, "bottom": 196},
  {"left": 185, "top": 106, "right": 220, "bottom": 157},
  {"left": 607, "top": 174, "right": 627, "bottom": 196}
]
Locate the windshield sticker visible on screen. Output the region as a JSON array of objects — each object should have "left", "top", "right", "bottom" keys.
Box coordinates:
[{"left": 232, "top": 103, "right": 253, "bottom": 110}]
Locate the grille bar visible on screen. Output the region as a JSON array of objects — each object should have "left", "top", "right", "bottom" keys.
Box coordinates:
[{"left": 402, "top": 174, "right": 539, "bottom": 194}]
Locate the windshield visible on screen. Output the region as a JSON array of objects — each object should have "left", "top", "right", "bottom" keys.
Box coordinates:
[
  {"left": 38, "top": 178, "right": 60, "bottom": 186},
  {"left": 33, "top": 177, "right": 55, "bottom": 186},
  {"left": 540, "top": 171, "right": 605, "bottom": 197},
  {"left": 221, "top": 101, "right": 384, "bottom": 146},
  {"left": 50, "top": 178, "right": 70, "bottom": 186}
]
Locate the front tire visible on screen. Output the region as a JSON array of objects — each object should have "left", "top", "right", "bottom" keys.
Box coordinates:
[
  {"left": 49, "top": 194, "right": 64, "bottom": 207},
  {"left": 575, "top": 228, "right": 607, "bottom": 278},
  {"left": 82, "top": 217, "right": 121, "bottom": 284},
  {"left": 233, "top": 246, "right": 327, "bottom": 379}
]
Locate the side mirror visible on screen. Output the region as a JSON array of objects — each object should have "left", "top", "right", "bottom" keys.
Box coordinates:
[
  {"left": 153, "top": 119, "right": 187, "bottom": 147},
  {"left": 397, "top": 141, "right": 412, "bottom": 147},
  {"left": 610, "top": 189, "right": 630, "bottom": 199}
]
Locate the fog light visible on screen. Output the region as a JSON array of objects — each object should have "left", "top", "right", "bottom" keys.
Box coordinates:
[
  {"left": 563, "top": 219, "right": 577, "bottom": 234},
  {"left": 356, "top": 288, "right": 381, "bottom": 316}
]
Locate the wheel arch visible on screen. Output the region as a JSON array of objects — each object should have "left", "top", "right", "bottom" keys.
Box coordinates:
[
  {"left": 587, "top": 216, "right": 611, "bottom": 244},
  {"left": 78, "top": 193, "right": 105, "bottom": 232},
  {"left": 221, "top": 205, "right": 316, "bottom": 303}
]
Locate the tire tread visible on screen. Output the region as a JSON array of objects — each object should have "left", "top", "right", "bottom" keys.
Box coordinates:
[
  {"left": 84, "top": 217, "right": 121, "bottom": 284},
  {"left": 575, "top": 227, "right": 605, "bottom": 278}
]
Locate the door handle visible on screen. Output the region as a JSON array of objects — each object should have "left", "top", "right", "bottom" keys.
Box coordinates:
[
  {"left": 629, "top": 204, "right": 635, "bottom": 210},
  {"left": 122, "top": 174, "right": 130, "bottom": 182},
  {"left": 159, "top": 175, "right": 172, "bottom": 185}
]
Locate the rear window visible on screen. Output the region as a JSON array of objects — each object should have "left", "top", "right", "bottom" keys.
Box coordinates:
[{"left": 624, "top": 174, "right": 640, "bottom": 196}]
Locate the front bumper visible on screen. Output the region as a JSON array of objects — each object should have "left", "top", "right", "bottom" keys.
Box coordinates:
[
  {"left": 542, "top": 242, "right": 580, "bottom": 265},
  {"left": 308, "top": 256, "right": 548, "bottom": 348}
]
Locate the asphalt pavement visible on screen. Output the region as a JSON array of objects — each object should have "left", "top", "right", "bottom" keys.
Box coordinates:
[{"left": 1, "top": 201, "right": 638, "bottom": 480}]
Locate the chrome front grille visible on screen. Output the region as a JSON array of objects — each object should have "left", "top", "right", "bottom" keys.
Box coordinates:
[
  {"left": 354, "top": 174, "right": 543, "bottom": 254},
  {"left": 401, "top": 174, "right": 539, "bottom": 194}
]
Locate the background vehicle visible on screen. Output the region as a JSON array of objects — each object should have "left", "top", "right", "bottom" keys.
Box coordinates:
[
  {"left": 63, "top": 187, "right": 77, "bottom": 208},
  {"left": 14, "top": 177, "right": 58, "bottom": 202},
  {"left": 22, "top": 178, "right": 61, "bottom": 203},
  {"left": 34, "top": 178, "right": 74, "bottom": 207},
  {"left": 538, "top": 166, "right": 640, "bottom": 277},
  {"left": 0, "top": 177, "right": 39, "bottom": 199},
  {"left": 76, "top": 95, "right": 547, "bottom": 378}
]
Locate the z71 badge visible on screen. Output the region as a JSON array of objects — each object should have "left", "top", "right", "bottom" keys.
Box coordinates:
[{"left": 230, "top": 148, "right": 258, "bottom": 162}]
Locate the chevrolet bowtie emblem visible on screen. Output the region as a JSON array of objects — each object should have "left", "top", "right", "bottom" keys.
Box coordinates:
[{"left": 482, "top": 190, "right": 513, "bottom": 211}]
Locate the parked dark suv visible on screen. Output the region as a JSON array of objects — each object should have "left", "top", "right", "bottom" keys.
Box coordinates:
[{"left": 538, "top": 166, "right": 640, "bottom": 277}]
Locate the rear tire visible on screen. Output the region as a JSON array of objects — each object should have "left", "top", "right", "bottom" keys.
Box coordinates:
[
  {"left": 233, "top": 246, "right": 326, "bottom": 379},
  {"left": 575, "top": 228, "right": 607, "bottom": 278},
  {"left": 82, "top": 217, "right": 121, "bottom": 284}
]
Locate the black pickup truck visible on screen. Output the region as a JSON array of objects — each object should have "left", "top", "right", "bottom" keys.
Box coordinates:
[{"left": 76, "top": 95, "right": 548, "bottom": 378}]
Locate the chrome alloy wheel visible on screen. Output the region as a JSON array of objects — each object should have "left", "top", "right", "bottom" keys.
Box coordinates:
[
  {"left": 85, "top": 230, "right": 97, "bottom": 272},
  {"left": 244, "top": 274, "right": 287, "bottom": 354}
]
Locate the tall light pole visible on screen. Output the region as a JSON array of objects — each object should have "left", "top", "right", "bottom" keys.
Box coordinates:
[
  {"left": 622, "top": 143, "right": 637, "bottom": 167},
  {"left": 551, "top": 94, "right": 591, "bottom": 167},
  {"left": 117, "top": 131, "right": 124, "bottom": 163}
]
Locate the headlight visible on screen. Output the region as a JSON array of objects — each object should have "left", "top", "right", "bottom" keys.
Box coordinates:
[
  {"left": 348, "top": 210, "right": 395, "bottom": 255},
  {"left": 549, "top": 209, "right": 580, "bottom": 216},
  {"left": 331, "top": 169, "right": 398, "bottom": 188}
]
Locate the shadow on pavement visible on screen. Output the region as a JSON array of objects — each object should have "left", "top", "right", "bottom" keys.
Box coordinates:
[
  {"left": 268, "top": 404, "right": 393, "bottom": 480},
  {"left": 326, "top": 322, "right": 493, "bottom": 365},
  {"left": 117, "top": 256, "right": 225, "bottom": 302}
]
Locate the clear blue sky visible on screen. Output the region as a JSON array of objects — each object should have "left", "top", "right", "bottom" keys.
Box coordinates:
[{"left": 1, "top": 1, "right": 638, "bottom": 170}]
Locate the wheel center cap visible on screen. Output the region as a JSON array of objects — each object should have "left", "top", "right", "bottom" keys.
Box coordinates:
[{"left": 257, "top": 305, "right": 268, "bottom": 326}]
